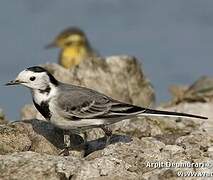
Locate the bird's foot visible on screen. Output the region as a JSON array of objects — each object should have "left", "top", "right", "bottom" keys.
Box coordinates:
[
  {"left": 104, "top": 135, "right": 111, "bottom": 147},
  {"left": 59, "top": 147, "right": 70, "bottom": 156},
  {"left": 59, "top": 143, "right": 86, "bottom": 156}
]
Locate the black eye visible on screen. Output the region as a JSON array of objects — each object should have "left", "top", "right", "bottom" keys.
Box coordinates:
[{"left": 30, "top": 76, "right": 36, "bottom": 81}]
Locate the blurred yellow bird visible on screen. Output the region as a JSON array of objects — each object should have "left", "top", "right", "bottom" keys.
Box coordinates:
[{"left": 46, "top": 27, "right": 97, "bottom": 69}]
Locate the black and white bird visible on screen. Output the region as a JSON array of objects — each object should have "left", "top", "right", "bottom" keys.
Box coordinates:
[{"left": 6, "top": 66, "right": 207, "bottom": 152}]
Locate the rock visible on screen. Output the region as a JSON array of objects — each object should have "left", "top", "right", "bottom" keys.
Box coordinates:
[
  {"left": 0, "top": 124, "right": 31, "bottom": 155},
  {"left": 0, "top": 120, "right": 62, "bottom": 155},
  {"left": 44, "top": 55, "right": 155, "bottom": 107},
  {"left": 175, "top": 131, "right": 213, "bottom": 153},
  {"left": 0, "top": 120, "right": 130, "bottom": 157},
  {"left": 1, "top": 135, "right": 213, "bottom": 180},
  {"left": 0, "top": 108, "right": 7, "bottom": 124},
  {"left": 20, "top": 104, "right": 43, "bottom": 120},
  {"left": 0, "top": 109, "right": 4, "bottom": 120},
  {"left": 0, "top": 138, "right": 170, "bottom": 179},
  {"left": 169, "top": 76, "right": 213, "bottom": 105},
  {"left": 0, "top": 151, "right": 81, "bottom": 180},
  {"left": 85, "top": 105, "right": 205, "bottom": 143},
  {"left": 161, "top": 101, "right": 213, "bottom": 133},
  {"left": 20, "top": 104, "right": 37, "bottom": 120}
]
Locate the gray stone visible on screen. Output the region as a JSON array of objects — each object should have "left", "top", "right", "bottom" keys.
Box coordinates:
[
  {"left": 0, "top": 123, "right": 31, "bottom": 154},
  {"left": 0, "top": 120, "right": 61, "bottom": 155},
  {"left": 44, "top": 55, "right": 155, "bottom": 107},
  {"left": 0, "top": 116, "right": 213, "bottom": 179},
  {"left": 20, "top": 104, "right": 44, "bottom": 120},
  {"left": 169, "top": 76, "right": 213, "bottom": 105},
  {"left": 0, "top": 151, "right": 81, "bottom": 180}
]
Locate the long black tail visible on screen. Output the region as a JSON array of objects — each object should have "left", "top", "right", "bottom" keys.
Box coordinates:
[
  {"left": 140, "top": 108, "right": 208, "bottom": 119},
  {"left": 109, "top": 102, "right": 208, "bottom": 120}
]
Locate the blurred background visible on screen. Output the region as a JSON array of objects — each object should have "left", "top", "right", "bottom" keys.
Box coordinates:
[{"left": 0, "top": 0, "right": 212, "bottom": 120}]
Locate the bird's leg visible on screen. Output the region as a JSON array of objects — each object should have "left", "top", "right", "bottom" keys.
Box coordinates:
[
  {"left": 59, "top": 134, "right": 70, "bottom": 156},
  {"left": 59, "top": 130, "right": 76, "bottom": 156},
  {"left": 83, "top": 131, "right": 88, "bottom": 144},
  {"left": 59, "top": 131, "right": 86, "bottom": 156},
  {"left": 101, "top": 125, "right": 112, "bottom": 146}
]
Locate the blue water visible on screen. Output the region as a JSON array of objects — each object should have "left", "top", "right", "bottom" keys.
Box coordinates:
[{"left": 0, "top": 0, "right": 213, "bottom": 120}]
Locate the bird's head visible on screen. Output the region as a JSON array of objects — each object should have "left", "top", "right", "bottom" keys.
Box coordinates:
[
  {"left": 6, "top": 66, "right": 58, "bottom": 90},
  {"left": 46, "top": 27, "right": 89, "bottom": 49}
]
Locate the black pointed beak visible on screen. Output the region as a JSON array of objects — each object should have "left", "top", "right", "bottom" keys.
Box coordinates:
[
  {"left": 5, "top": 80, "right": 23, "bottom": 86},
  {"left": 45, "top": 41, "right": 57, "bottom": 49}
]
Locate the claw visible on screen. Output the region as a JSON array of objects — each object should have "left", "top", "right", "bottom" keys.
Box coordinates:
[
  {"left": 101, "top": 125, "right": 112, "bottom": 147},
  {"left": 59, "top": 147, "right": 70, "bottom": 156}
]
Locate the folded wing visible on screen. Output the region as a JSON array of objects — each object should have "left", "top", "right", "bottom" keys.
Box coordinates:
[{"left": 56, "top": 87, "right": 145, "bottom": 120}]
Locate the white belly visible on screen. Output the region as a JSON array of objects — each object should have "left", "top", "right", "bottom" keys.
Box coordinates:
[{"left": 50, "top": 115, "right": 105, "bottom": 130}]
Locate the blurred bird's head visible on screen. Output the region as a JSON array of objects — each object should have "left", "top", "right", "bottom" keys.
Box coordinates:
[
  {"left": 46, "top": 27, "right": 91, "bottom": 50},
  {"left": 46, "top": 27, "right": 97, "bottom": 69}
]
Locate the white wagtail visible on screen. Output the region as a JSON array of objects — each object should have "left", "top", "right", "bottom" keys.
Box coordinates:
[{"left": 6, "top": 66, "right": 208, "bottom": 153}]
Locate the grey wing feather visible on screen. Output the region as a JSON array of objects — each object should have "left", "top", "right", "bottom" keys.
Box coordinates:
[{"left": 56, "top": 84, "right": 146, "bottom": 120}]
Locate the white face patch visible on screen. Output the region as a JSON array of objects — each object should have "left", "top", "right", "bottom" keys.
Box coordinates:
[
  {"left": 10, "top": 67, "right": 59, "bottom": 110},
  {"left": 15, "top": 70, "right": 50, "bottom": 90}
]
